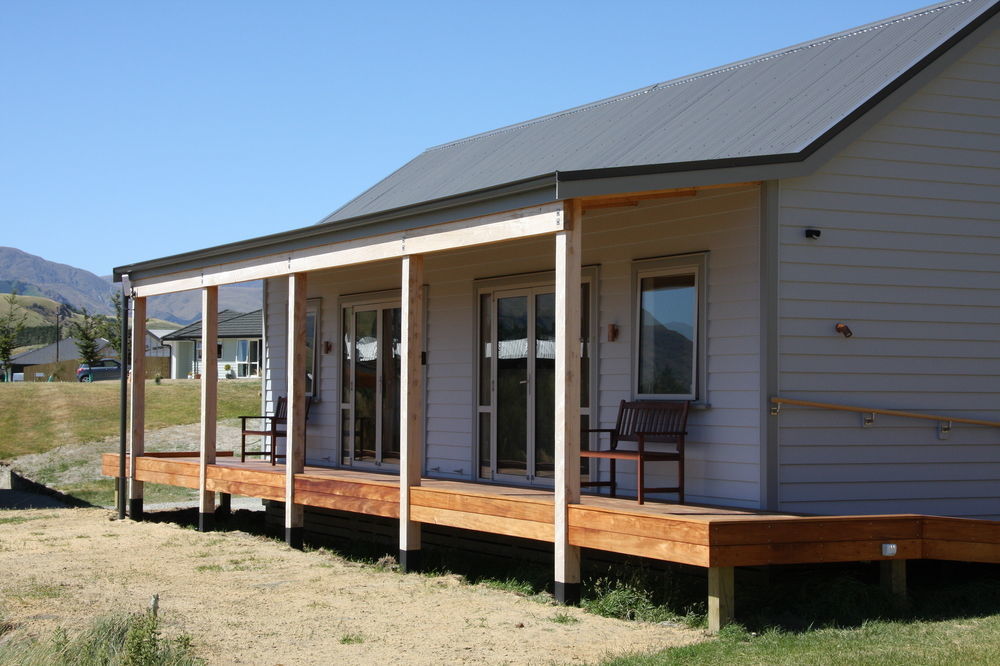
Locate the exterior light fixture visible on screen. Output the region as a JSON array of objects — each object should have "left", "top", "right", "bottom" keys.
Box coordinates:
[
  {"left": 805, "top": 229, "right": 821, "bottom": 239},
  {"left": 835, "top": 323, "right": 853, "bottom": 338}
]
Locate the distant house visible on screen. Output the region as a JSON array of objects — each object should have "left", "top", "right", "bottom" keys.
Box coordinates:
[
  {"left": 161, "top": 310, "right": 262, "bottom": 379},
  {"left": 8, "top": 337, "right": 111, "bottom": 377}
]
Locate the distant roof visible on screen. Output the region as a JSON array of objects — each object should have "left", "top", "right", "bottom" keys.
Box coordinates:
[
  {"left": 324, "top": 0, "right": 997, "bottom": 222},
  {"left": 162, "top": 310, "right": 262, "bottom": 341},
  {"left": 11, "top": 338, "right": 110, "bottom": 366}
]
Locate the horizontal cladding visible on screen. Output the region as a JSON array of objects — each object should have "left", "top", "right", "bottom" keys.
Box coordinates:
[
  {"left": 776, "top": 37, "right": 1000, "bottom": 518},
  {"left": 261, "top": 185, "right": 764, "bottom": 504}
]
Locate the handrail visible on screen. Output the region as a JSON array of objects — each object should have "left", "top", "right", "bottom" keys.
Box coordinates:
[{"left": 770, "top": 396, "right": 1000, "bottom": 428}]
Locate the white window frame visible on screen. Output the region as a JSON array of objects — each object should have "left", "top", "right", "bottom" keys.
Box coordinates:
[{"left": 632, "top": 253, "right": 708, "bottom": 403}]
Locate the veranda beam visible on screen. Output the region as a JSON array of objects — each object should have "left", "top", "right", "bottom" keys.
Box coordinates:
[
  {"left": 198, "top": 287, "right": 218, "bottom": 532},
  {"left": 285, "top": 272, "right": 308, "bottom": 549},
  {"left": 130, "top": 203, "right": 564, "bottom": 298},
  {"left": 128, "top": 296, "right": 146, "bottom": 520},
  {"left": 399, "top": 255, "right": 425, "bottom": 572},
  {"left": 554, "top": 199, "right": 582, "bottom": 604}
]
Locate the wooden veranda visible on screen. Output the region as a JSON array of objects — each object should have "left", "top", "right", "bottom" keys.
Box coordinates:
[{"left": 103, "top": 452, "right": 1000, "bottom": 631}]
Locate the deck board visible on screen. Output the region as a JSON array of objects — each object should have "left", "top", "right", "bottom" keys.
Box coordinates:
[{"left": 101, "top": 454, "right": 999, "bottom": 567}]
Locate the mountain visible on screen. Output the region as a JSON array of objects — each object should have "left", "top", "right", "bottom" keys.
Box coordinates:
[
  {"left": 0, "top": 247, "right": 114, "bottom": 314},
  {"left": 0, "top": 247, "right": 261, "bottom": 325}
]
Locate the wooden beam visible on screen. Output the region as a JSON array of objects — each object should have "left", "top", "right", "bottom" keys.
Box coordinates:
[
  {"left": 198, "top": 287, "right": 218, "bottom": 532},
  {"left": 578, "top": 182, "right": 758, "bottom": 211},
  {"left": 399, "top": 254, "right": 425, "bottom": 571},
  {"left": 708, "top": 566, "right": 735, "bottom": 633},
  {"left": 131, "top": 203, "right": 564, "bottom": 297},
  {"left": 553, "top": 199, "right": 583, "bottom": 604},
  {"left": 880, "top": 560, "right": 907, "bottom": 600},
  {"left": 285, "top": 272, "right": 308, "bottom": 549},
  {"left": 128, "top": 296, "right": 146, "bottom": 519}
]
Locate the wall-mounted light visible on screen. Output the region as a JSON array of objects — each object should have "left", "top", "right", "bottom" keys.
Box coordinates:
[
  {"left": 835, "top": 323, "right": 853, "bottom": 338},
  {"left": 805, "top": 228, "right": 822, "bottom": 239},
  {"left": 323, "top": 341, "right": 333, "bottom": 354},
  {"left": 607, "top": 324, "right": 619, "bottom": 342}
]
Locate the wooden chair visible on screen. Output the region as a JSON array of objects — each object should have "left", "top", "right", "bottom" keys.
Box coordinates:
[
  {"left": 581, "top": 399, "right": 690, "bottom": 504},
  {"left": 240, "top": 396, "right": 312, "bottom": 465}
]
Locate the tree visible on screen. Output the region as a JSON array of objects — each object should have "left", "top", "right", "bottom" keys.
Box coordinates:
[
  {"left": 69, "top": 310, "right": 103, "bottom": 366},
  {"left": 100, "top": 292, "right": 124, "bottom": 358},
  {"left": 0, "top": 292, "right": 28, "bottom": 381}
]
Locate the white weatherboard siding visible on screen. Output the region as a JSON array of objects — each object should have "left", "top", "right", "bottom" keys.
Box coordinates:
[
  {"left": 262, "top": 185, "right": 763, "bottom": 507},
  {"left": 776, "top": 31, "right": 1000, "bottom": 519}
]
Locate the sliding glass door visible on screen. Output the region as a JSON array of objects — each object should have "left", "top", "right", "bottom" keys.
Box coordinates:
[
  {"left": 341, "top": 301, "right": 401, "bottom": 469},
  {"left": 479, "top": 283, "right": 591, "bottom": 486}
]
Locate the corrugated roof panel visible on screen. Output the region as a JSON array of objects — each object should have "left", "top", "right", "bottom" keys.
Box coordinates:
[{"left": 324, "top": 0, "right": 995, "bottom": 223}]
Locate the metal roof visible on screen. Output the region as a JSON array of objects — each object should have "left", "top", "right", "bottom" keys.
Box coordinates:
[
  {"left": 162, "top": 310, "right": 262, "bottom": 341},
  {"left": 10, "top": 338, "right": 111, "bottom": 366},
  {"left": 324, "top": 0, "right": 997, "bottom": 223}
]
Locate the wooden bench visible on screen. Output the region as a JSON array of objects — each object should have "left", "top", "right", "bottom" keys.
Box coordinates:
[
  {"left": 581, "top": 399, "right": 690, "bottom": 504},
  {"left": 240, "top": 396, "right": 312, "bottom": 465}
]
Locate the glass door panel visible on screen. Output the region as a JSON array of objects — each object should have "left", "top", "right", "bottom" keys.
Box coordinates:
[
  {"left": 533, "top": 292, "right": 555, "bottom": 479},
  {"left": 353, "top": 309, "right": 378, "bottom": 462},
  {"left": 496, "top": 294, "right": 528, "bottom": 477},
  {"left": 381, "top": 308, "right": 401, "bottom": 465}
]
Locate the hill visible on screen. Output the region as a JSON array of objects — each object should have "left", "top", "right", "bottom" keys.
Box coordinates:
[
  {"left": 0, "top": 247, "right": 261, "bottom": 324},
  {"left": 0, "top": 247, "right": 113, "bottom": 315}
]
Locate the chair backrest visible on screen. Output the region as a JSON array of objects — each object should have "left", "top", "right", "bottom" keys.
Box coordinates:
[
  {"left": 272, "top": 396, "right": 312, "bottom": 420},
  {"left": 272, "top": 396, "right": 287, "bottom": 418},
  {"left": 614, "top": 400, "right": 690, "bottom": 443}
]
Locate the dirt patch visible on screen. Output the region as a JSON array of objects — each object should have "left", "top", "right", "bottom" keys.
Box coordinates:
[{"left": 0, "top": 508, "right": 702, "bottom": 664}]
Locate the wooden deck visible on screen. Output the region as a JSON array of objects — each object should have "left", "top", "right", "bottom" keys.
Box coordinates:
[{"left": 102, "top": 453, "right": 1000, "bottom": 568}]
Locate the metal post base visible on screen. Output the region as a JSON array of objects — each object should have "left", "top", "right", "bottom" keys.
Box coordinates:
[
  {"left": 399, "top": 549, "right": 422, "bottom": 573},
  {"left": 554, "top": 581, "right": 581, "bottom": 605},
  {"left": 198, "top": 513, "right": 214, "bottom": 533},
  {"left": 286, "top": 526, "right": 303, "bottom": 550},
  {"left": 128, "top": 498, "right": 143, "bottom": 521}
]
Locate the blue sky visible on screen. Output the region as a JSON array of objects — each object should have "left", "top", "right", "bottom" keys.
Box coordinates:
[{"left": 2, "top": 0, "right": 926, "bottom": 276}]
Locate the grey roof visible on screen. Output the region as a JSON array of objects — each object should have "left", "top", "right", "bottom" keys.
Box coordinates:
[
  {"left": 162, "top": 310, "right": 262, "bottom": 341},
  {"left": 112, "top": 0, "right": 996, "bottom": 285},
  {"left": 324, "top": 0, "right": 997, "bottom": 223},
  {"left": 11, "top": 338, "right": 110, "bottom": 366}
]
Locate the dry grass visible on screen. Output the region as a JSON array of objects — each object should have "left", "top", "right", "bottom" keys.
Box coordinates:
[{"left": 0, "top": 380, "right": 259, "bottom": 460}]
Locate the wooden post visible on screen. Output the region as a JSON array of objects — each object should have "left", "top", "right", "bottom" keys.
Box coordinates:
[
  {"left": 399, "top": 255, "right": 425, "bottom": 572},
  {"left": 285, "top": 272, "right": 308, "bottom": 549},
  {"left": 880, "top": 559, "right": 907, "bottom": 600},
  {"left": 198, "top": 287, "right": 218, "bottom": 532},
  {"left": 708, "top": 566, "right": 735, "bottom": 633},
  {"left": 216, "top": 492, "right": 232, "bottom": 518},
  {"left": 128, "top": 296, "right": 146, "bottom": 520},
  {"left": 554, "top": 200, "right": 582, "bottom": 604}
]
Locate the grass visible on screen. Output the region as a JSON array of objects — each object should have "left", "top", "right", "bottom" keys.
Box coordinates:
[
  {"left": 605, "top": 617, "right": 1000, "bottom": 665},
  {"left": 57, "top": 479, "right": 197, "bottom": 508},
  {"left": 0, "top": 610, "right": 202, "bottom": 665},
  {"left": 338, "top": 633, "right": 365, "bottom": 645},
  {"left": 0, "top": 379, "right": 260, "bottom": 459}
]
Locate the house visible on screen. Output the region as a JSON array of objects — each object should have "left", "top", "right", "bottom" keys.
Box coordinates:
[
  {"left": 160, "top": 310, "right": 263, "bottom": 379},
  {"left": 107, "top": 0, "right": 999, "bottom": 628},
  {"left": 8, "top": 337, "right": 111, "bottom": 378}
]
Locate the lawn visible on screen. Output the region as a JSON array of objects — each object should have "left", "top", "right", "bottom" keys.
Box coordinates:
[{"left": 0, "top": 379, "right": 260, "bottom": 460}]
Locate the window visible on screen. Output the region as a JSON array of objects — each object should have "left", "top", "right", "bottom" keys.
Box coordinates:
[{"left": 633, "top": 254, "right": 707, "bottom": 401}]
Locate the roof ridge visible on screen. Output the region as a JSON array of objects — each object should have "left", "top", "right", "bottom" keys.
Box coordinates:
[{"left": 425, "top": 0, "right": 977, "bottom": 153}]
